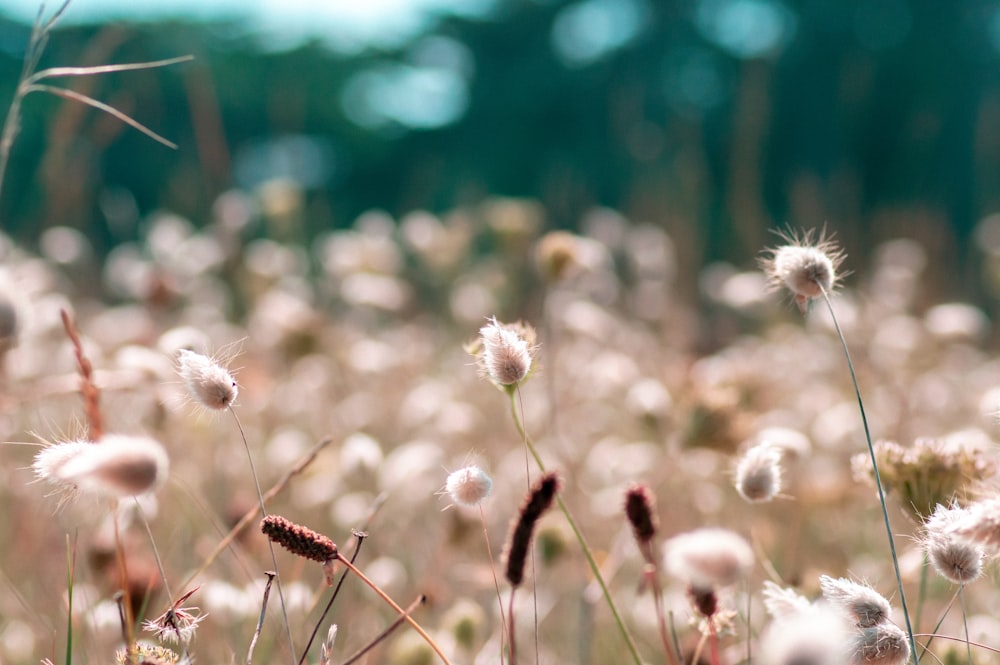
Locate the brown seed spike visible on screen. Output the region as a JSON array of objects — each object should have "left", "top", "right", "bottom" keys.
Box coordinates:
[
  {"left": 504, "top": 472, "right": 560, "bottom": 587},
  {"left": 624, "top": 484, "right": 658, "bottom": 544},
  {"left": 261, "top": 515, "right": 338, "bottom": 563}
]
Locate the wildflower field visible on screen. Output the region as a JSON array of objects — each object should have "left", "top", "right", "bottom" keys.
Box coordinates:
[{"left": 6, "top": 4, "right": 1000, "bottom": 665}]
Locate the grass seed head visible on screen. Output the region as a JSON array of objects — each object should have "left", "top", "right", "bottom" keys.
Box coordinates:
[
  {"left": 734, "top": 443, "right": 783, "bottom": 503},
  {"left": 624, "top": 483, "right": 658, "bottom": 544},
  {"left": 761, "top": 228, "right": 845, "bottom": 313},
  {"left": 261, "top": 514, "right": 338, "bottom": 563},
  {"left": 818, "top": 575, "right": 891, "bottom": 628},
  {"left": 923, "top": 504, "right": 984, "bottom": 585},
  {"left": 761, "top": 580, "right": 812, "bottom": 619},
  {"left": 851, "top": 623, "right": 910, "bottom": 665},
  {"left": 176, "top": 349, "right": 238, "bottom": 410},
  {"left": 475, "top": 317, "right": 535, "bottom": 387},
  {"left": 759, "top": 605, "right": 850, "bottom": 665},
  {"left": 664, "top": 527, "right": 754, "bottom": 590},
  {"left": 504, "top": 472, "right": 560, "bottom": 586},
  {"left": 946, "top": 496, "right": 1000, "bottom": 553},
  {"left": 444, "top": 465, "right": 493, "bottom": 508},
  {"left": 52, "top": 434, "right": 169, "bottom": 499}
]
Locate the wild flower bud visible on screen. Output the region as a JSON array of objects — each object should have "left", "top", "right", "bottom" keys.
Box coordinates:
[
  {"left": 851, "top": 623, "right": 910, "bottom": 665},
  {"left": 52, "top": 434, "right": 169, "bottom": 499},
  {"left": 444, "top": 465, "right": 493, "bottom": 508},
  {"left": 504, "top": 472, "right": 560, "bottom": 586},
  {"left": 664, "top": 527, "right": 754, "bottom": 590},
  {"left": 477, "top": 317, "right": 534, "bottom": 387},
  {"left": 176, "top": 349, "right": 238, "bottom": 410},
  {"left": 819, "top": 575, "right": 891, "bottom": 628},
  {"left": 923, "top": 504, "right": 983, "bottom": 585},
  {"left": 760, "top": 229, "right": 845, "bottom": 313},
  {"left": 734, "top": 443, "right": 782, "bottom": 503},
  {"left": 261, "top": 514, "right": 338, "bottom": 563},
  {"left": 624, "top": 483, "right": 658, "bottom": 544}
]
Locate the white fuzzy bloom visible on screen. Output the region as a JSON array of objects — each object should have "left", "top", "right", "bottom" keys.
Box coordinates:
[
  {"left": 32, "top": 440, "right": 93, "bottom": 503},
  {"left": 947, "top": 497, "right": 1000, "bottom": 552},
  {"left": 54, "top": 434, "right": 169, "bottom": 499},
  {"left": 761, "top": 230, "right": 845, "bottom": 313},
  {"left": 761, "top": 580, "right": 812, "bottom": 619},
  {"left": 819, "top": 576, "right": 892, "bottom": 628},
  {"left": 923, "top": 504, "right": 984, "bottom": 585},
  {"left": 444, "top": 465, "right": 493, "bottom": 508},
  {"left": 177, "top": 349, "right": 238, "bottom": 410},
  {"left": 759, "top": 604, "right": 850, "bottom": 665},
  {"left": 664, "top": 527, "right": 754, "bottom": 589},
  {"left": 735, "top": 444, "right": 782, "bottom": 503},
  {"left": 851, "top": 623, "right": 910, "bottom": 665},
  {"left": 478, "top": 318, "right": 532, "bottom": 386}
]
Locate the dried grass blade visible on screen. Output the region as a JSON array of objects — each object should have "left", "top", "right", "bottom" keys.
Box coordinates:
[{"left": 28, "top": 55, "right": 195, "bottom": 83}]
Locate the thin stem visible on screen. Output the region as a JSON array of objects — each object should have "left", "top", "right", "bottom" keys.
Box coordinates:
[
  {"left": 913, "top": 634, "right": 1000, "bottom": 654},
  {"left": 341, "top": 596, "right": 426, "bottom": 665},
  {"left": 915, "top": 556, "right": 928, "bottom": 641},
  {"left": 820, "top": 291, "right": 918, "bottom": 664},
  {"left": 111, "top": 505, "right": 134, "bottom": 652},
  {"left": 335, "top": 556, "right": 452, "bottom": 665},
  {"left": 960, "top": 586, "right": 972, "bottom": 665},
  {"left": 918, "top": 587, "right": 960, "bottom": 661},
  {"left": 298, "top": 533, "right": 366, "bottom": 665},
  {"left": 65, "top": 533, "right": 76, "bottom": 665},
  {"left": 506, "top": 391, "right": 643, "bottom": 665},
  {"left": 480, "top": 505, "right": 507, "bottom": 665},
  {"left": 229, "top": 407, "right": 296, "bottom": 665},
  {"left": 512, "top": 387, "right": 541, "bottom": 665},
  {"left": 27, "top": 55, "right": 194, "bottom": 84},
  {"left": 133, "top": 498, "right": 174, "bottom": 603},
  {"left": 508, "top": 588, "right": 518, "bottom": 665}
]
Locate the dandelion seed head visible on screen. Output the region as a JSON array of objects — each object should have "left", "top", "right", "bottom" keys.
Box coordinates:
[
  {"left": 176, "top": 349, "right": 238, "bottom": 410},
  {"left": 444, "top": 465, "right": 493, "bottom": 508},
  {"left": 735, "top": 443, "right": 783, "bottom": 503},
  {"left": 818, "top": 575, "right": 891, "bottom": 628},
  {"left": 664, "top": 527, "right": 754, "bottom": 589}
]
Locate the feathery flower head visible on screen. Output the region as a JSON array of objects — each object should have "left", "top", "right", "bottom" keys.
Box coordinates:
[
  {"left": 922, "top": 503, "right": 983, "bottom": 585},
  {"left": 759, "top": 604, "right": 850, "bottom": 665},
  {"left": 37, "top": 434, "right": 169, "bottom": 501},
  {"left": 760, "top": 228, "right": 845, "bottom": 313},
  {"left": 851, "top": 623, "right": 910, "bottom": 665},
  {"left": 852, "top": 437, "right": 997, "bottom": 522},
  {"left": 262, "top": 514, "right": 338, "bottom": 562},
  {"left": 761, "top": 580, "right": 812, "bottom": 619},
  {"left": 115, "top": 642, "right": 182, "bottom": 665},
  {"left": 470, "top": 317, "right": 536, "bottom": 388},
  {"left": 734, "top": 443, "right": 783, "bottom": 503},
  {"left": 176, "top": 349, "right": 238, "bottom": 410},
  {"left": 443, "top": 465, "right": 493, "bottom": 508},
  {"left": 143, "top": 588, "right": 206, "bottom": 646},
  {"left": 818, "top": 575, "right": 891, "bottom": 628},
  {"left": 664, "top": 527, "right": 754, "bottom": 590},
  {"left": 947, "top": 496, "right": 1000, "bottom": 552}
]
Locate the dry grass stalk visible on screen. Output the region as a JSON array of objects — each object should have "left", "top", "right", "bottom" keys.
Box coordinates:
[{"left": 60, "top": 308, "right": 102, "bottom": 440}]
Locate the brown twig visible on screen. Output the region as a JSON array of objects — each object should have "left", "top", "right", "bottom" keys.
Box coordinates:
[
  {"left": 60, "top": 309, "right": 102, "bottom": 440},
  {"left": 341, "top": 595, "right": 426, "bottom": 665},
  {"left": 247, "top": 572, "right": 276, "bottom": 665}
]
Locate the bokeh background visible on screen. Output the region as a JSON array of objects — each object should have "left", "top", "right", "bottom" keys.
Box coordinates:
[{"left": 1, "top": 0, "right": 1000, "bottom": 305}]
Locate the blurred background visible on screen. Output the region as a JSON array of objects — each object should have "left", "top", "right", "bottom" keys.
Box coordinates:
[{"left": 0, "top": 0, "right": 999, "bottom": 304}]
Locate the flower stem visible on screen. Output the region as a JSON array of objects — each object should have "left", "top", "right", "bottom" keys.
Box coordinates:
[
  {"left": 506, "top": 391, "right": 643, "bottom": 665},
  {"left": 820, "top": 291, "right": 918, "bottom": 665}
]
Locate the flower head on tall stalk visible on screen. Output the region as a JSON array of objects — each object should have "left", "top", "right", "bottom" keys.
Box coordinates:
[
  {"left": 760, "top": 228, "right": 845, "bottom": 313},
  {"left": 468, "top": 317, "right": 537, "bottom": 390}
]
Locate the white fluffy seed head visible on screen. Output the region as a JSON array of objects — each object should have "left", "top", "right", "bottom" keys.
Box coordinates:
[
  {"left": 761, "top": 229, "right": 845, "bottom": 313},
  {"left": 54, "top": 434, "right": 169, "bottom": 499},
  {"left": 761, "top": 580, "right": 813, "bottom": 619},
  {"left": 32, "top": 440, "right": 93, "bottom": 503},
  {"left": 759, "top": 604, "right": 850, "bottom": 665},
  {"left": 735, "top": 444, "right": 783, "bottom": 503},
  {"left": 177, "top": 349, "right": 238, "bottom": 410},
  {"left": 664, "top": 527, "right": 754, "bottom": 589},
  {"left": 947, "top": 497, "right": 1000, "bottom": 552},
  {"left": 445, "top": 466, "right": 493, "bottom": 508},
  {"left": 851, "top": 623, "right": 910, "bottom": 665},
  {"left": 923, "top": 504, "right": 984, "bottom": 585},
  {"left": 478, "top": 318, "right": 532, "bottom": 386},
  {"left": 819, "top": 575, "right": 892, "bottom": 628}
]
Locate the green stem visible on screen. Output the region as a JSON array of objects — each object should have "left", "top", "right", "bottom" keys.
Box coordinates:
[
  {"left": 820, "top": 292, "right": 918, "bottom": 665},
  {"left": 507, "top": 391, "right": 643, "bottom": 665},
  {"left": 960, "top": 586, "right": 972, "bottom": 665}
]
